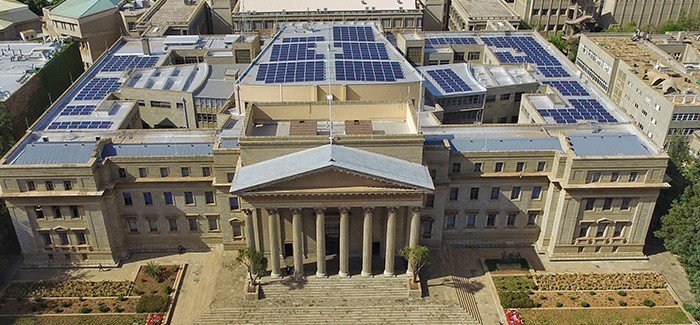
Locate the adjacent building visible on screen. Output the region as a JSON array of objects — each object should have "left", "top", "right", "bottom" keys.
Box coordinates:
[
  {"left": 600, "top": 0, "right": 700, "bottom": 30},
  {"left": 0, "top": 23, "right": 669, "bottom": 273},
  {"left": 133, "top": 0, "right": 234, "bottom": 37},
  {"left": 0, "top": 0, "right": 41, "bottom": 41},
  {"left": 448, "top": 0, "right": 520, "bottom": 32},
  {"left": 577, "top": 32, "right": 700, "bottom": 147}
]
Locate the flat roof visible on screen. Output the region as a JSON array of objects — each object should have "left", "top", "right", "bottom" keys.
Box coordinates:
[
  {"left": 9, "top": 142, "right": 96, "bottom": 165},
  {"left": 567, "top": 134, "right": 652, "bottom": 157},
  {"left": 0, "top": 41, "right": 62, "bottom": 100},
  {"left": 452, "top": 0, "right": 518, "bottom": 19},
  {"left": 419, "top": 63, "right": 487, "bottom": 97},
  {"left": 141, "top": 0, "right": 201, "bottom": 25},
  {"left": 236, "top": 0, "right": 417, "bottom": 13}
]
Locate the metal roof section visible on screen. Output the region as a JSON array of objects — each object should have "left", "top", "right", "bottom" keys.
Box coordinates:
[
  {"left": 0, "top": 41, "right": 62, "bottom": 100},
  {"left": 236, "top": 0, "right": 417, "bottom": 13},
  {"left": 566, "top": 134, "right": 652, "bottom": 157},
  {"left": 450, "top": 137, "right": 563, "bottom": 152},
  {"left": 102, "top": 142, "right": 213, "bottom": 158},
  {"left": 50, "top": 0, "right": 119, "bottom": 19},
  {"left": 231, "top": 144, "right": 434, "bottom": 193},
  {"left": 9, "top": 142, "right": 96, "bottom": 165}
]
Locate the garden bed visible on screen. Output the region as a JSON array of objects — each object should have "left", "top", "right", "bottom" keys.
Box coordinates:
[
  {"left": 518, "top": 307, "right": 690, "bottom": 325},
  {"left": 535, "top": 272, "right": 666, "bottom": 291},
  {"left": 0, "top": 297, "right": 138, "bottom": 315},
  {"left": 0, "top": 314, "right": 148, "bottom": 325},
  {"left": 1, "top": 281, "right": 132, "bottom": 298},
  {"left": 132, "top": 265, "right": 179, "bottom": 296},
  {"left": 532, "top": 289, "right": 677, "bottom": 308}
]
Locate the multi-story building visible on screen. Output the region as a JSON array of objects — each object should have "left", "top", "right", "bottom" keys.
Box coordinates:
[
  {"left": 507, "top": 0, "right": 600, "bottom": 34},
  {"left": 231, "top": 0, "right": 423, "bottom": 33},
  {"left": 133, "top": 0, "right": 234, "bottom": 37},
  {"left": 0, "top": 0, "right": 41, "bottom": 41},
  {"left": 576, "top": 32, "right": 700, "bottom": 147},
  {"left": 448, "top": 0, "right": 520, "bottom": 32},
  {"left": 417, "top": 0, "right": 451, "bottom": 31},
  {"left": 0, "top": 23, "right": 668, "bottom": 273},
  {"left": 600, "top": 0, "right": 700, "bottom": 30}
]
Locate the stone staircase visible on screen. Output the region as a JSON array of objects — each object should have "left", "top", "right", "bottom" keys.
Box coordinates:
[
  {"left": 260, "top": 276, "right": 408, "bottom": 301},
  {"left": 452, "top": 275, "right": 483, "bottom": 323}
]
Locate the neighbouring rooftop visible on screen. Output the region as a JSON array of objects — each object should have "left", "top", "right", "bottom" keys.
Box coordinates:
[
  {"left": 0, "top": 40, "right": 62, "bottom": 100},
  {"left": 235, "top": 0, "right": 417, "bottom": 13},
  {"left": 452, "top": 0, "right": 518, "bottom": 20},
  {"left": 49, "top": 0, "right": 118, "bottom": 19}
]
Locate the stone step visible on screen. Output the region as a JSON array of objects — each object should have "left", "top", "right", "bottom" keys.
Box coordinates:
[{"left": 259, "top": 276, "right": 408, "bottom": 300}]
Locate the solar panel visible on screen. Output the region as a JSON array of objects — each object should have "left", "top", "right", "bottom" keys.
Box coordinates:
[
  {"left": 74, "top": 78, "right": 121, "bottom": 101},
  {"left": 283, "top": 36, "right": 325, "bottom": 43},
  {"left": 537, "top": 99, "right": 617, "bottom": 124},
  {"left": 60, "top": 105, "right": 96, "bottom": 116},
  {"left": 269, "top": 43, "right": 324, "bottom": 62},
  {"left": 334, "top": 42, "right": 389, "bottom": 60},
  {"left": 335, "top": 60, "right": 404, "bottom": 82},
  {"left": 333, "top": 26, "right": 375, "bottom": 42},
  {"left": 482, "top": 36, "right": 560, "bottom": 66},
  {"left": 424, "top": 37, "right": 478, "bottom": 49},
  {"left": 100, "top": 55, "right": 159, "bottom": 72},
  {"left": 47, "top": 120, "right": 114, "bottom": 130},
  {"left": 538, "top": 66, "right": 570, "bottom": 78},
  {"left": 544, "top": 81, "right": 589, "bottom": 96},
  {"left": 255, "top": 61, "right": 325, "bottom": 83},
  {"left": 427, "top": 69, "right": 472, "bottom": 93}
]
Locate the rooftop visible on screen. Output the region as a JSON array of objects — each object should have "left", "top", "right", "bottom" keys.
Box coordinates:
[
  {"left": 141, "top": 0, "right": 202, "bottom": 26},
  {"left": 452, "top": 0, "right": 518, "bottom": 20},
  {"left": 235, "top": 0, "right": 417, "bottom": 13},
  {"left": 0, "top": 0, "right": 38, "bottom": 27},
  {"left": 50, "top": 0, "right": 118, "bottom": 19},
  {"left": 0, "top": 40, "right": 62, "bottom": 100}
]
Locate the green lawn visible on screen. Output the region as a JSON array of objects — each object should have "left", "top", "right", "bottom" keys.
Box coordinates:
[
  {"left": 0, "top": 314, "right": 148, "bottom": 325},
  {"left": 492, "top": 275, "right": 537, "bottom": 291},
  {"left": 518, "top": 307, "right": 691, "bottom": 325}
]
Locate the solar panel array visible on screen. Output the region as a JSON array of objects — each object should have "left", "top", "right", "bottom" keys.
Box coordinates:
[
  {"left": 482, "top": 36, "right": 560, "bottom": 66},
  {"left": 283, "top": 36, "right": 325, "bottom": 43},
  {"left": 100, "top": 55, "right": 159, "bottom": 72},
  {"left": 74, "top": 78, "right": 121, "bottom": 101},
  {"left": 538, "top": 99, "right": 616, "bottom": 123},
  {"left": 256, "top": 61, "right": 325, "bottom": 83},
  {"left": 427, "top": 69, "right": 472, "bottom": 93},
  {"left": 334, "top": 42, "right": 389, "bottom": 60},
  {"left": 270, "top": 43, "right": 324, "bottom": 62},
  {"left": 47, "top": 120, "right": 114, "bottom": 130},
  {"left": 335, "top": 61, "right": 404, "bottom": 82},
  {"left": 60, "top": 105, "right": 96, "bottom": 116},
  {"left": 545, "top": 81, "right": 589, "bottom": 96},
  {"left": 333, "top": 26, "right": 375, "bottom": 42},
  {"left": 424, "top": 37, "right": 477, "bottom": 49},
  {"left": 538, "top": 66, "right": 570, "bottom": 78}
]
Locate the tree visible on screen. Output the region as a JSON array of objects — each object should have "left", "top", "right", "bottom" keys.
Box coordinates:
[
  {"left": 604, "top": 21, "right": 638, "bottom": 32},
  {"left": 236, "top": 248, "right": 267, "bottom": 285},
  {"left": 400, "top": 245, "right": 430, "bottom": 284},
  {"left": 18, "top": 0, "right": 55, "bottom": 16},
  {"left": 143, "top": 261, "right": 163, "bottom": 281}
]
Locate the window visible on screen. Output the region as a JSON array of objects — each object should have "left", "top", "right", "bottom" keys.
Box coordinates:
[
  {"left": 467, "top": 51, "right": 480, "bottom": 60},
  {"left": 451, "top": 163, "right": 461, "bottom": 173},
  {"left": 208, "top": 216, "right": 219, "bottom": 231},
  {"left": 52, "top": 206, "right": 62, "bottom": 219},
  {"left": 164, "top": 192, "right": 174, "bottom": 205},
  {"left": 118, "top": 168, "right": 127, "bottom": 178},
  {"left": 63, "top": 180, "right": 72, "bottom": 190},
  {"left": 34, "top": 206, "right": 44, "bottom": 219},
  {"left": 151, "top": 100, "right": 172, "bottom": 108},
  {"left": 486, "top": 95, "right": 496, "bottom": 103},
  {"left": 421, "top": 218, "right": 433, "bottom": 238},
  {"left": 537, "top": 161, "right": 546, "bottom": 172},
  {"left": 495, "top": 162, "right": 504, "bottom": 172},
  {"left": 227, "top": 173, "right": 235, "bottom": 183},
  {"left": 511, "top": 186, "right": 521, "bottom": 200},
  {"left": 42, "top": 233, "right": 52, "bottom": 245},
  {"left": 45, "top": 181, "right": 54, "bottom": 191},
  {"left": 188, "top": 217, "right": 199, "bottom": 231},
  {"left": 449, "top": 187, "right": 459, "bottom": 200},
  {"left": 69, "top": 206, "right": 79, "bottom": 219},
  {"left": 185, "top": 191, "right": 195, "bottom": 205},
  {"left": 614, "top": 223, "right": 624, "bottom": 237},
  {"left": 58, "top": 232, "right": 69, "bottom": 245},
  {"left": 603, "top": 197, "right": 613, "bottom": 211},
  {"left": 27, "top": 180, "right": 36, "bottom": 191},
  {"left": 516, "top": 162, "right": 525, "bottom": 172},
  {"left": 527, "top": 212, "right": 538, "bottom": 226},
  {"left": 123, "top": 192, "right": 133, "bottom": 206},
  {"left": 473, "top": 162, "right": 482, "bottom": 172},
  {"left": 531, "top": 186, "right": 542, "bottom": 199},
  {"left": 591, "top": 172, "right": 602, "bottom": 183},
  {"left": 143, "top": 192, "right": 154, "bottom": 205},
  {"left": 128, "top": 219, "right": 138, "bottom": 232},
  {"left": 168, "top": 218, "right": 178, "bottom": 231},
  {"left": 425, "top": 194, "right": 434, "bottom": 207},
  {"left": 490, "top": 187, "right": 500, "bottom": 200},
  {"left": 629, "top": 172, "right": 639, "bottom": 182},
  {"left": 501, "top": 93, "right": 511, "bottom": 101},
  {"left": 444, "top": 214, "right": 456, "bottom": 229},
  {"left": 596, "top": 224, "right": 607, "bottom": 237},
  {"left": 486, "top": 213, "right": 496, "bottom": 227},
  {"left": 585, "top": 198, "right": 595, "bottom": 211},
  {"left": 148, "top": 219, "right": 158, "bottom": 232},
  {"left": 205, "top": 191, "right": 215, "bottom": 204},
  {"left": 466, "top": 213, "right": 477, "bottom": 228},
  {"left": 160, "top": 168, "right": 169, "bottom": 177},
  {"left": 139, "top": 168, "right": 148, "bottom": 178},
  {"left": 75, "top": 232, "right": 87, "bottom": 245},
  {"left": 579, "top": 225, "right": 589, "bottom": 237},
  {"left": 470, "top": 187, "right": 479, "bottom": 200},
  {"left": 621, "top": 198, "right": 632, "bottom": 210},
  {"left": 229, "top": 197, "right": 239, "bottom": 210},
  {"left": 611, "top": 172, "right": 620, "bottom": 182},
  {"left": 202, "top": 167, "right": 211, "bottom": 177},
  {"left": 507, "top": 213, "right": 517, "bottom": 227},
  {"left": 181, "top": 167, "right": 190, "bottom": 177}
]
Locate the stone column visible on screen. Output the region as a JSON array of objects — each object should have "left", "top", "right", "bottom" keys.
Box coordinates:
[
  {"left": 266, "top": 208, "right": 281, "bottom": 278},
  {"left": 243, "top": 209, "right": 255, "bottom": 251},
  {"left": 315, "top": 207, "right": 326, "bottom": 277},
  {"left": 384, "top": 206, "right": 398, "bottom": 277},
  {"left": 361, "top": 207, "right": 374, "bottom": 277},
  {"left": 292, "top": 208, "right": 304, "bottom": 276},
  {"left": 339, "top": 207, "right": 350, "bottom": 278},
  {"left": 407, "top": 206, "right": 421, "bottom": 277}
]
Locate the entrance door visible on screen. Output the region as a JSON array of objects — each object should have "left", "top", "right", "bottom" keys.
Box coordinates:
[{"left": 325, "top": 221, "right": 340, "bottom": 255}]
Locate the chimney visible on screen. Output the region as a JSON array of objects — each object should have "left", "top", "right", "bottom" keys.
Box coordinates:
[{"left": 141, "top": 37, "right": 151, "bottom": 56}]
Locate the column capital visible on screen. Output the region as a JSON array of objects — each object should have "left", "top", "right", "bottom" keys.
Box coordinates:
[
  {"left": 411, "top": 206, "right": 422, "bottom": 214},
  {"left": 387, "top": 206, "right": 399, "bottom": 214},
  {"left": 363, "top": 206, "right": 374, "bottom": 214},
  {"left": 266, "top": 208, "right": 278, "bottom": 215},
  {"left": 291, "top": 207, "right": 302, "bottom": 215},
  {"left": 242, "top": 208, "right": 253, "bottom": 216},
  {"left": 339, "top": 207, "right": 350, "bottom": 214},
  {"left": 314, "top": 207, "right": 326, "bottom": 215}
]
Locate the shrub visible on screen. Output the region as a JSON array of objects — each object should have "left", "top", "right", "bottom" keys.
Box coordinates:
[
  {"left": 498, "top": 291, "right": 538, "bottom": 308},
  {"left": 619, "top": 300, "right": 627, "bottom": 306},
  {"left": 60, "top": 301, "right": 72, "bottom": 308},
  {"left": 135, "top": 294, "right": 170, "bottom": 313},
  {"left": 653, "top": 290, "right": 660, "bottom": 294},
  {"left": 52, "top": 307, "right": 63, "bottom": 313},
  {"left": 163, "top": 285, "right": 172, "bottom": 294},
  {"left": 569, "top": 296, "right": 577, "bottom": 301},
  {"left": 144, "top": 262, "right": 163, "bottom": 280},
  {"left": 617, "top": 290, "right": 627, "bottom": 297},
  {"left": 79, "top": 306, "right": 92, "bottom": 313},
  {"left": 156, "top": 276, "right": 164, "bottom": 283},
  {"left": 534, "top": 302, "right": 542, "bottom": 308},
  {"left": 539, "top": 295, "right": 547, "bottom": 300},
  {"left": 555, "top": 301, "right": 563, "bottom": 307},
  {"left": 683, "top": 303, "right": 700, "bottom": 320},
  {"left": 98, "top": 305, "right": 110, "bottom": 313},
  {"left": 36, "top": 300, "right": 47, "bottom": 309},
  {"left": 643, "top": 298, "right": 656, "bottom": 307},
  {"left": 580, "top": 301, "right": 590, "bottom": 308},
  {"left": 114, "top": 305, "right": 124, "bottom": 313},
  {"left": 117, "top": 295, "right": 126, "bottom": 301},
  {"left": 78, "top": 297, "right": 86, "bottom": 301},
  {"left": 588, "top": 291, "right": 596, "bottom": 295},
  {"left": 606, "top": 296, "right": 613, "bottom": 301}
]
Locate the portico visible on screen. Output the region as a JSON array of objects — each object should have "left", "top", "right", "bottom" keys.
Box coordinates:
[{"left": 230, "top": 145, "right": 434, "bottom": 278}]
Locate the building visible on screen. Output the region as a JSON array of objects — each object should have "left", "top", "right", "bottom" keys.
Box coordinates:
[
  {"left": 42, "top": 0, "right": 125, "bottom": 67},
  {"left": 576, "top": 32, "right": 700, "bottom": 147},
  {"left": 0, "top": 0, "right": 41, "bottom": 41},
  {"left": 0, "top": 23, "right": 668, "bottom": 272},
  {"left": 448, "top": 0, "right": 520, "bottom": 31},
  {"left": 231, "top": 0, "right": 423, "bottom": 33},
  {"left": 506, "top": 0, "right": 600, "bottom": 34},
  {"left": 600, "top": 0, "right": 700, "bottom": 30},
  {"left": 418, "top": 0, "right": 451, "bottom": 31},
  {"left": 133, "top": 0, "right": 234, "bottom": 37}
]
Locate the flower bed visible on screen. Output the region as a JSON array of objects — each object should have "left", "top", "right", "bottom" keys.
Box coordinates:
[
  {"left": 518, "top": 307, "right": 690, "bottom": 325},
  {"left": 0, "top": 297, "right": 138, "bottom": 315},
  {"left": 0, "top": 314, "right": 149, "bottom": 325},
  {"left": 132, "top": 265, "right": 179, "bottom": 296},
  {"left": 533, "top": 289, "right": 677, "bottom": 308},
  {"left": 535, "top": 272, "right": 666, "bottom": 291},
  {"left": 1, "top": 281, "right": 133, "bottom": 299}
]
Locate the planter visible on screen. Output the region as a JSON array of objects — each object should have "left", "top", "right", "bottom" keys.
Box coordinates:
[
  {"left": 244, "top": 280, "right": 260, "bottom": 301},
  {"left": 408, "top": 278, "right": 422, "bottom": 299}
]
